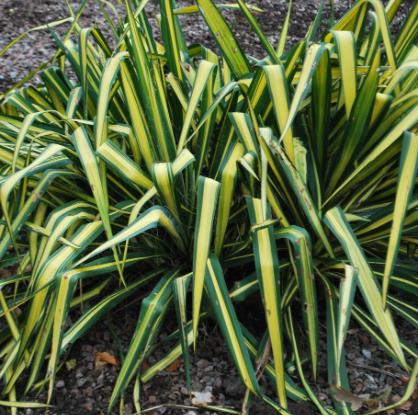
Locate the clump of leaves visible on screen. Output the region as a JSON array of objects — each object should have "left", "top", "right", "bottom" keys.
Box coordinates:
[{"left": 1, "top": 0, "right": 418, "bottom": 414}]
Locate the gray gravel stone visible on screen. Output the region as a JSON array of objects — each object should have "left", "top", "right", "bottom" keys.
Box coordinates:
[
  {"left": 224, "top": 377, "right": 246, "bottom": 397},
  {"left": 196, "top": 358, "right": 210, "bottom": 368},
  {"left": 181, "top": 387, "right": 189, "bottom": 395},
  {"left": 77, "top": 377, "right": 87, "bottom": 388},
  {"left": 55, "top": 380, "right": 65, "bottom": 388},
  {"left": 191, "top": 381, "right": 203, "bottom": 392},
  {"left": 362, "top": 349, "right": 372, "bottom": 359}
]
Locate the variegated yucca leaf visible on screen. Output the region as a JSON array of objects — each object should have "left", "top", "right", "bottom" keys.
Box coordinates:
[
  {"left": 246, "top": 197, "right": 287, "bottom": 408},
  {"left": 108, "top": 269, "right": 179, "bottom": 411},
  {"left": 336, "top": 265, "right": 358, "bottom": 385},
  {"left": 382, "top": 132, "right": 418, "bottom": 308},
  {"left": 192, "top": 176, "right": 220, "bottom": 346},
  {"left": 172, "top": 273, "right": 193, "bottom": 390},
  {"left": 275, "top": 226, "right": 319, "bottom": 380},
  {"left": 324, "top": 207, "right": 407, "bottom": 369}
]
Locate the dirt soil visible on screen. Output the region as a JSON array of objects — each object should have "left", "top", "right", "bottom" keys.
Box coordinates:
[
  {"left": 0, "top": 1, "right": 417, "bottom": 414},
  {"left": 8, "top": 298, "right": 418, "bottom": 415}
]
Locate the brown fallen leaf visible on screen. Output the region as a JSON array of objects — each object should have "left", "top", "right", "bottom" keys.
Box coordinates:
[
  {"left": 358, "top": 332, "right": 369, "bottom": 345},
  {"left": 141, "top": 359, "right": 150, "bottom": 372},
  {"left": 95, "top": 357, "right": 107, "bottom": 371},
  {"left": 331, "top": 385, "right": 370, "bottom": 411},
  {"left": 191, "top": 391, "right": 214, "bottom": 406},
  {"left": 94, "top": 352, "right": 120, "bottom": 371},
  {"left": 142, "top": 382, "right": 152, "bottom": 394},
  {"left": 166, "top": 359, "right": 184, "bottom": 372},
  {"left": 396, "top": 400, "right": 413, "bottom": 411},
  {"left": 412, "top": 387, "right": 418, "bottom": 399}
]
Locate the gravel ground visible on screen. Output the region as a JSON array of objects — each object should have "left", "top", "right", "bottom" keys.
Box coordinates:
[
  {"left": 9, "top": 297, "right": 418, "bottom": 415},
  {"left": 1, "top": 0, "right": 418, "bottom": 414},
  {"left": 0, "top": 0, "right": 414, "bottom": 93}
]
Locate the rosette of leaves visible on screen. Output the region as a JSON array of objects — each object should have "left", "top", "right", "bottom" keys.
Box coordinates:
[{"left": 1, "top": 0, "right": 418, "bottom": 413}]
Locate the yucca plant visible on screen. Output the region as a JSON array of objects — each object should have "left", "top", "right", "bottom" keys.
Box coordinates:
[{"left": 1, "top": 0, "right": 418, "bottom": 413}]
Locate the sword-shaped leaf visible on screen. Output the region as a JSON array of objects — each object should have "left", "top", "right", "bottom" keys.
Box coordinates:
[
  {"left": 192, "top": 176, "right": 220, "bottom": 345},
  {"left": 320, "top": 273, "right": 355, "bottom": 415},
  {"left": 204, "top": 253, "right": 290, "bottom": 414},
  {"left": 275, "top": 226, "right": 319, "bottom": 380},
  {"left": 172, "top": 273, "right": 192, "bottom": 390},
  {"left": 214, "top": 142, "right": 244, "bottom": 256},
  {"left": 177, "top": 60, "right": 217, "bottom": 152},
  {"left": 97, "top": 139, "right": 153, "bottom": 191},
  {"left": 195, "top": 0, "right": 251, "bottom": 79},
  {"left": 108, "top": 269, "right": 179, "bottom": 411},
  {"left": 74, "top": 205, "right": 185, "bottom": 267},
  {"left": 336, "top": 265, "right": 358, "bottom": 382},
  {"left": 381, "top": 132, "right": 418, "bottom": 308},
  {"left": 246, "top": 197, "right": 287, "bottom": 409},
  {"left": 324, "top": 207, "right": 406, "bottom": 369}
]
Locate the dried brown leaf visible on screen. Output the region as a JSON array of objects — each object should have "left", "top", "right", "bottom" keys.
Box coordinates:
[
  {"left": 141, "top": 359, "right": 150, "bottom": 372},
  {"left": 95, "top": 359, "right": 107, "bottom": 371},
  {"left": 396, "top": 400, "right": 413, "bottom": 411},
  {"left": 166, "top": 359, "right": 184, "bottom": 372},
  {"left": 358, "top": 333, "right": 369, "bottom": 345},
  {"left": 142, "top": 382, "right": 152, "bottom": 394},
  {"left": 94, "top": 351, "right": 120, "bottom": 371},
  {"left": 331, "top": 385, "right": 370, "bottom": 411}
]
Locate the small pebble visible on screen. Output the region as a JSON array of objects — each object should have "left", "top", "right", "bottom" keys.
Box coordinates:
[
  {"left": 148, "top": 395, "right": 157, "bottom": 404},
  {"left": 365, "top": 374, "right": 376, "bottom": 383},
  {"left": 84, "top": 386, "right": 94, "bottom": 397},
  {"left": 55, "top": 380, "right": 65, "bottom": 388},
  {"left": 196, "top": 359, "right": 210, "bottom": 369},
  {"left": 70, "top": 389, "right": 80, "bottom": 397},
  {"left": 77, "top": 377, "right": 87, "bottom": 387},
  {"left": 213, "top": 377, "right": 222, "bottom": 390},
  {"left": 191, "top": 381, "right": 203, "bottom": 392},
  {"left": 362, "top": 349, "right": 372, "bottom": 359}
]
